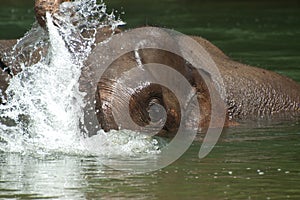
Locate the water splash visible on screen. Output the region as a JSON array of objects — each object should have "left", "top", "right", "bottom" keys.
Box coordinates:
[
  {"left": 53, "top": 0, "right": 125, "bottom": 63},
  {"left": 0, "top": 13, "right": 85, "bottom": 155},
  {"left": 2, "top": 24, "right": 49, "bottom": 75},
  {"left": 0, "top": 0, "right": 160, "bottom": 157}
]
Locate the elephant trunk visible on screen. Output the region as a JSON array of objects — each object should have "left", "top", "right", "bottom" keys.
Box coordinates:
[{"left": 34, "top": 0, "right": 70, "bottom": 28}]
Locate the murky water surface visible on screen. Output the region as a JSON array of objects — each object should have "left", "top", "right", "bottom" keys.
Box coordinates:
[{"left": 0, "top": 0, "right": 299, "bottom": 199}]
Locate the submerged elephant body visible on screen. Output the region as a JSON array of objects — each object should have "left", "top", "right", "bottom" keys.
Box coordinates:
[
  {"left": 83, "top": 30, "right": 299, "bottom": 136},
  {"left": 0, "top": 0, "right": 299, "bottom": 137}
]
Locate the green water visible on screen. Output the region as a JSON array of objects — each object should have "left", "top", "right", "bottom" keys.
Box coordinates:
[{"left": 0, "top": 0, "right": 300, "bottom": 199}]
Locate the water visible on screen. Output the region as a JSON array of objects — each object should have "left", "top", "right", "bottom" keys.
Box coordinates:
[
  {"left": 0, "top": 0, "right": 160, "bottom": 158},
  {"left": 0, "top": 123, "right": 299, "bottom": 199},
  {"left": 0, "top": 0, "right": 300, "bottom": 199}
]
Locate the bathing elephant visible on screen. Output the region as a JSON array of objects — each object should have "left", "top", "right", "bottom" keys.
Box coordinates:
[
  {"left": 83, "top": 30, "right": 299, "bottom": 137},
  {"left": 0, "top": 0, "right": 299, "bottom": 137}
]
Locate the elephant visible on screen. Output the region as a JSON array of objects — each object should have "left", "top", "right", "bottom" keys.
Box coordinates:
[
  {"left": 84, "top": 29, "right": 299, "bottom": 137},
  {"left": 0, "top": 0, "right": 299, "bottom": 137}
]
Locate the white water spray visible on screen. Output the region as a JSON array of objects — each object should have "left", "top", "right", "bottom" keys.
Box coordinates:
[{"left": 0, "top": 0, "right": 160, "bottom": 157}]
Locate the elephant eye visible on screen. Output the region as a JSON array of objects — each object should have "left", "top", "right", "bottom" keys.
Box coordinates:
[{"left": 147, "top": 98, "right": 167, "bottom": 125}]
